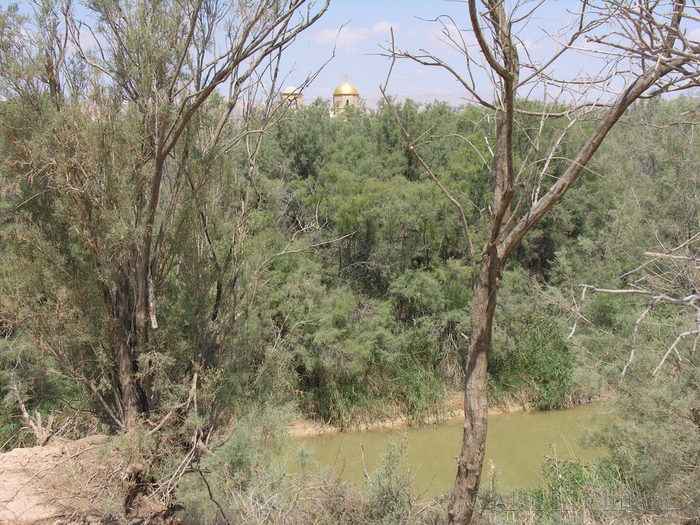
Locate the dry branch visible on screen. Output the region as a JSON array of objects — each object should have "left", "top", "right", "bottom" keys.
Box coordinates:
[
  {"left": 10, "top": 373, "right": 53, "bottom": 446},
  {"left": 570, "top": 284, "right": 700, "bottom": 377}
]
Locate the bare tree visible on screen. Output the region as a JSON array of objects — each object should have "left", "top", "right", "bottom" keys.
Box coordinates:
[{"left": 381, "top": 1, "right": 700, "bottom": 523}]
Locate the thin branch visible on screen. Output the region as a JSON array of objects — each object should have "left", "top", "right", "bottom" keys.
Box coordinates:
[
  {"left": 568, "top": 285, "right": 588, "bottom": 340},
  {"left": 379, "top": 86, "right": 478, "bottom": 283},
  {"left": 622, "top": 299, "right": 658, "bottom": 378},
  {"left": 644, "top": 251, "right": 697, "bottom": 262},
  {"left": 571, "top": 283, "right": 700, "bottom": 376},
  {"left": 653, "top": 328, "right": 698, "bottom": 376},
  {"left": 265, "top": 232, "right": 356, "bottom": 265},
  {"left": 10, "top": 372, "right": 53, "bottom": 446}
]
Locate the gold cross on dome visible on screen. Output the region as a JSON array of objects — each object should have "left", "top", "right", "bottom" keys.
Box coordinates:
[{"left": 343, "top": 74, "right": 349, "bottom": 83}]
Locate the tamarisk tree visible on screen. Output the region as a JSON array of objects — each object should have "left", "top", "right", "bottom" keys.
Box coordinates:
[
  {"left": 382, "top": 1, "right": 700, "bottom": 523},
  {"left": 0, "top": 0, "right": 328, "bottom": 434}
]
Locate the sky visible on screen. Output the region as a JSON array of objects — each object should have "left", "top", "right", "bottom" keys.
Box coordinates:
[
  {"left": 280, "top": 0, "right": 585, "bottom": 107},
  {"left": 11, "top": 0, "right": 700, "bottom": 108},
  {"left": 280, "top": 0, "right": 700, "bottom": 108}
]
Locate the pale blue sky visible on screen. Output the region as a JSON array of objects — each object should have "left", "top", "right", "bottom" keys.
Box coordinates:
[
  {"left": 282, "top": 0, "right": 591, "bottom": 106},
  {"left": 281, "top": 0, "right": 700, "bottom": 107},
  {"left": 12, "top": 0, "right": 700, "bottom": 107}
]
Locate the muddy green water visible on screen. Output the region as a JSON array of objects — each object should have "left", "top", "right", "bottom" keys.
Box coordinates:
[{"left": 292, "top": 403, "right": 607, "bottom": 498}]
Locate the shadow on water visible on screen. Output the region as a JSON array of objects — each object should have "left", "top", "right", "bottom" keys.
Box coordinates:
[{"left": 291, "top": 403, "right": 608, "bottom": 499}]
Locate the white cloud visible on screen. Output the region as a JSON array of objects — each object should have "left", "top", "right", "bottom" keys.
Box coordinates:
[
  {"left": 515, "top": 37, "right": 547, "bottom": 59},
  {"left": 308, "top": 22, "right": 399, "bottom": 53},
  {"left": 422, "top": 23, "right": 477, "bottom": 54},
  {"left": 372, "top": 21, "right": 397, "bottom": 36}
]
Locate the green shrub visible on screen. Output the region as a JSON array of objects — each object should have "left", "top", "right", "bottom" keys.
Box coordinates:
[
  {"left": 489, "top": 316, "right": 574, "bottom": 409},
  {"left": 365, "top": 439, "right": 413, "bottom": 524}
]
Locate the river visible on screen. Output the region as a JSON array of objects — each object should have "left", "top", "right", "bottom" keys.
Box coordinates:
[{"left": 291, "top": 403, "right": 607, "bottom": 498}]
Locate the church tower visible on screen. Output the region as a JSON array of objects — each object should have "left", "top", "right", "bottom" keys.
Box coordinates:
[
  {"left": 281, "top": 86, "right": 302, "bottom": 110},
  {"left": 333, "top": 75, "right": 360, "bottom": 112}
]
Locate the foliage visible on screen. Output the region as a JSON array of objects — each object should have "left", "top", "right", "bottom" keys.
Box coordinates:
[
  {"left": 6, "top": 63, "right": 699, "bottom": 436},
  {"left": 2, "top": 1, "right": 700, "bottom": 518},
  {"left": 177, "top": 419, "right": 434, "bottom": 525},
  {"left": 558, "top": 95, "right": 700, "bottom": 523},
  {"left": 588, "top": 361, "right": 700, "bottom": 523},
  {"left": 490, "top": 314, "right": 574, "bottom": 409},
  {"left": 365, "top": 439, "right": 414, "bottom": 524}
]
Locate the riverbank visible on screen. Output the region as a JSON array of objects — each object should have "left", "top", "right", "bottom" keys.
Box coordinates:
[
  {"left": 288, "top": 389, "right": 613, "bottom": 437},
  {"left": 0, "top": 435, "right": 178, "bottom": 525},
  {"left": 288, "top": 390, "right": 461, "bottom": 437}
]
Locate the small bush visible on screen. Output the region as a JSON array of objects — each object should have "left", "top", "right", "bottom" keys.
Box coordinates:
[
  {"left": 489, "top": 316, "right": 574, "bottom": 409},
  {"left": 365, "top": 438, "right": 413, "bottom": 524}
]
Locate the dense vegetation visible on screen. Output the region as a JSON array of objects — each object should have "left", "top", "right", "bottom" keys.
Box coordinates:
[
  {"left": 1, "top": 2, "right": 699, "bottom": 522},
  {"left": 3, "top": 91, "right": 700, "bottom": 521}
]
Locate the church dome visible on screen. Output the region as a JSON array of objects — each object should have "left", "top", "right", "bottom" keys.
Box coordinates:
[
  {"left": 333, "top": 82, "right": 359, "bottom": 96},
  {"left": 281, "top": 85, "right": 300, "bottom": 95}
]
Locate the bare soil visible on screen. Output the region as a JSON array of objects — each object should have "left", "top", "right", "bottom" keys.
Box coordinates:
[
  {"left": 286, "top": 391, "right": 570, "bottom": 437},
  {"left": 0, "top": 436, "right": 176, "bottom": 525}
]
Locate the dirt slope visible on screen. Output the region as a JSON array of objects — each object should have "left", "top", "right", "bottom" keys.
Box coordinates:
[
  {"left": 0, "top": 436, "right": 176, "bottom": 525},
  {"left": 0, "top": 436, "right": 108, "bottom": 524}
]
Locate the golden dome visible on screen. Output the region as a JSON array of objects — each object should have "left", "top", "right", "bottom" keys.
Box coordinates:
[{"left": 333, "top": 82, "right": 359, "bottom": 96}]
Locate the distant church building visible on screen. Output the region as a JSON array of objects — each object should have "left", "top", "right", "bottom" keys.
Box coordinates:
[
  {"left": 280, "top": 77, "right": 360, "bottom": 113},
  {"left": 281, "top": 86, "right": 302, "bottom": 109},
  {"left": 333, "top": 75, "right": 360, "bottom": 111}
]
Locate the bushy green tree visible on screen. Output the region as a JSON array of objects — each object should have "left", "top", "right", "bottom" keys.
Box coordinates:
[
  {"left": 0, "top": 0, "right": 331, "bottom": 517},
  {"left": 563, "top": 95, "right": 700, "bottom": 521},
  {"left": 0, "top": 0, "right": 328, "bottom": 428}
]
